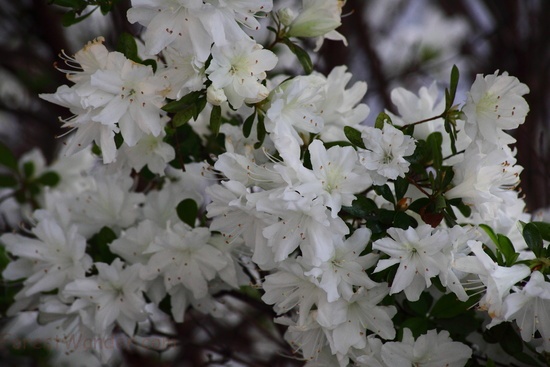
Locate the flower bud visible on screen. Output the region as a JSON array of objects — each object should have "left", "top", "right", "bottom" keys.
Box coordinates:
[
  {"left": 287, "top": 0, "right": 343, "bottom": 38},
  {"left": 206, "top": 85, "right": 227, "bottom": 106},
  {"left": 277, "top": 8, "right": 296, "bottom": 27}
]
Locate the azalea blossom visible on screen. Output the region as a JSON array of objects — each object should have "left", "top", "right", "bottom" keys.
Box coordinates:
[
  {"left": 381, "top": 328, "right": 472, "bottom": 367},
  {"left": 63, "top": 259, "right": 147, "bottom": 336},
  {"left": 373, "top": 225, "right": 450, "bottom": 301},
  {"left": 359, "top": 124, "right": 416, "bottom": 185},
  {"left": 463, "top": 71, "right": 529, "bottom": 146},
  {"left": 504, "top": 271, "right": 550, "bottom": 351},
  {"left": 206, "top": 40, "right": 277, "bottom": 108}
]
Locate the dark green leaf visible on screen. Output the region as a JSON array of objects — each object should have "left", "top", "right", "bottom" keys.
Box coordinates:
[
  {"left": 479, "top": 224, "right": 499, "bottom": 246},
  {"left": 522, "top": 222, "right": 544, "bottom": 258},
  {"left": 344, "top": 126, "right": 366, "bottom": 149},
  {"left": 430, "top": 293, "right": 479, "bottom": 319},
  {"left": 61, "top": 7, "right": 96, "bottom": 26},
  {"left": 374, "top": 184, "right": 395, "bottom": 205},
  {"left": 172, "top": 105, "right": 197, "bottom": 127},
  {"left": 117, "top": 32, "right": 140, "bottom": 63},
  {"left": 142, "top": 59, "right": 158, "bottom": 72},
  {"left": 88, "top": 226, "right": 118, "bottom": 263},
  {"left": 35, "top": 172, "right": 61, "bottom": 187},
  {"left": 404, "top": 291, "right": 433, "bottom": 316},
  {"left": 497, "top": 234, "right": 518, "bottom": 266},
  {"left": 408, "top": 197, "right": 430, "bottom": 213},
  {"left": 400, "top": 318, "right": 430, "bottom": 339},
  {"left": 209, "top": 105, "right": 222, "bottom": 135},
  {"left": 342, "top": 195, "right": 378, "bottom": 219},
  {"left": 254, "top": 113, "right": 266, "bottom": 149},
  {"left": 176, "top": 199, "right": 198, "bottom": 227},
  {"left": 530, "top": 221, "right": 550, "bottom": 242},
  {"left": 0, "top": 174, "right": 17, "bottom": 188},
  {"left": 393, "top": 211, "right": 417, "bottom": 229},
  {"left": 0, "top": 142, "right": 17, "bottom": 170},
  {"left": 447, "top": 64, "right": 460, "bottom": 109},
  {"left": 394, "top": 176, "right": 409, "bottom": 201},
  {"left": 22, "top": 161, "right": 35, "bottom": 179},
  {"left": 282, "top": 38, "right": 313, "bottom": 75},
  {"left": 375, "top": 112, "right": 392, "bottom": 129},
  {"left": 243, "top": 111, "right": 256, "bottom": 138},
  {"left": 162, "top": 91, "right": 204, "bottom": 113},
  {"left": 426, "top": 132, "right": 443, "bottom": 169}
]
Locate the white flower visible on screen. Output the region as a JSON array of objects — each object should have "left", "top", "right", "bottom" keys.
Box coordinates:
[
  {"left": 265, "top": 74, "right": 326, "bottom": 143},
  {"left": 373, "top": 225, "right": 450, "bottom": 301},
  {"left": 260, "top": 188, "right": 348, "bottom": 265},
  {"left": 359, "top": 124, "right": 416, "bottom": 185},
  {"left": 1, "top": 215, "right": 92, "bottom": 297},
  {"left": 140, "top": 223, "right": 228, "bottom": 299},
  {"left": 318, "top": 286, "right": 396, "bottom": 355},
  {"left": 69, "top": 170, "right": 145, "bottom": 237},
  {"left": 504, "top": 271, "right": 550, "bottom": 351},
  {"left": 116, "top": 129, "right": 175, "bottom": 175},
  {"left": 206, "top": 40, "right": 277, "bottom": 108},
  {"left": 261, "top": 260, "right": 325, "bottom": 326},
  {"left": 318, "top": 66, "right": 370, "bottom": 142},
  {"left": 63, "top": 259, "right": 148, "bottom": 336},
  {"left": 381, "top": 328, "right": 472, "bottom": 367},
  {"left": 445, "top": 144, "right": 522, "bottom": 221},
  {"left": 463, "top": 71, "right": 529, "bottom": 146},
  {"left": 304, "top": 228, "right": 378, "bottom": 302},
  {"left": 88, "top": 52, "right": 168, "bottom": 146},
  {"left": 307, "top": 140, "right": 372, "bottom": 218},
  {"left": 287, "top": 0, "right": 347, "bottom": 49},
  {"left": 454, "top": 240, "right": 531, "bottom": 327},
  {"left": 127, "top": 0, "right": 271, "bottom": 59}
]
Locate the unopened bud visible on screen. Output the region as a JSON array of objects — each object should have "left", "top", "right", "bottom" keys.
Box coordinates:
[{"left": 206, "top": 85, "right": 227, "bottom": 106}]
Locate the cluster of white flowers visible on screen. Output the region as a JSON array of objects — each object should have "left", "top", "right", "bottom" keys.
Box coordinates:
[{"left": 1, "top": 1, "right": 549, "bottom": 366}]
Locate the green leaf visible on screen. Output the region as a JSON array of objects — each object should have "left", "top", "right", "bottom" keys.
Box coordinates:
[
  {"left": 254, "top": 113, "right": 266, "bottom": 149},
  {"left": 400, "top": 318, "right": 430, "bottom": 339},
  {"left": 530, "top": 221, "right": 550, "bottom": 242},
  {"left": 342, "top": 195, "right": 378, "bottom": 219},
  {"left": 282, "top": 38, "right": 313, "bottom": 75},
  {"left": 479, "top": 224, "right": 499, "bottom": 246},
  {"left": 142, "top": 58, "right": 158, "bottom": 72},
  {"left": 176, "top": 199, "right": 198, "bottom": 227},
  {"left": 35, "top": 172, "right": 61, "bottom": 187},
  {"left": 374, "top": 184, "right": 395, "bottom": 205},
  {"left": 61, "top": 7, "right": 97, "bottom": 26},
  {"left": 394, "top": 176, "right": 409, "bottom": 201},
  {"left": 243, "top": 110, "right": 256, "bottom": 138},
  {"left": 22, "top": 161, "right": 35, "bottom": 179},
  {"left": 522, "top": 222, "right": 544, "bottom": 258},
  {"left": 446, "top": 64, "right": 460, "bottom": 109},
  {"left": 404, "top": 291, "right": 433, "bottom": 316},
  {"left": 393, "top": 211, "right": 417, "bottom": 229},
  {"left": 162, "top": 91, "right": 204, "bottom": 113},
  {"left": 426, "top": 132, "right": 443, "bottom": 169},
  {"left": 117, "top": 32, "right": 140, "bottom": 63},
  {"left": 497, "top": 234, "right": 519, "bottom": 266},
  {"left": 430, "top": 293, "right": 479, "bottom": 319},
  {"left": 0, "top": 174, "right": 17, "bottom": 188},
  {"left": 343, "top": 126, "right": 366, "bottom": 149},
  {"left": 375, "top": 112, "right": 392, "bottom": 129},
  {"left": 209, "top": 105, "right": 222, "bottom": 135},
  {"left": 88, "top": 226, "right": 118, "bottom": 263},
  {"left": 172, "top": 110, "right": 193, "bottom": 127},
  {"left": 0, "top": 142, "right": 17, "bottom": 170},
  {"left": 342, "top": 195, "right": 378, "bottom": 220}
]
